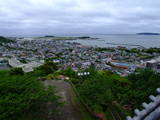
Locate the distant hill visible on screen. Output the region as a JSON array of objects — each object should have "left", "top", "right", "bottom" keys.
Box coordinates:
[
  {"left": 0, "top": 36, "right": 14, "bottom": 44},
  {"left": 137, "top": 33, "right": 160, "bottom": 35},
  {"left": 44, "top": 35, "right": 55, "bottom": 37}
]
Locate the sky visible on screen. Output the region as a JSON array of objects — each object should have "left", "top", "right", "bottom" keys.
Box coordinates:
[{"left": 0, "top": 0, "right": 160, "bottom": 36}]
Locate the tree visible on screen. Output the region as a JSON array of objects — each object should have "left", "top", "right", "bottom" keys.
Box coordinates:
[
  {"left": 60, "top": 68, "right": 76, "bottom": 78},
  {"left": 113, "top": 68, "right": 160, "bottom": 110},
  {"left": 10, "top": 67, "right": 24, "bottom": 75},
  {"left": 38, "top": 61, "right": 58, "bottom": 75},
  {"left": 72, "top": 68, "right": 160, "bottom": 116},
  {"left": 77, "top": 72, "right": 114, "bottom": 112},
  {"left": 0, "top": 36, "right": 14, "bottom": 44},
  {"left": 0, "top": 70, "right": 62, "bottom": 120}
]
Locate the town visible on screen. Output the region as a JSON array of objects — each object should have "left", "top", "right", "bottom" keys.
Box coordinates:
[{"left": 0, "top": 36, "right": 160, "bottom": 76}]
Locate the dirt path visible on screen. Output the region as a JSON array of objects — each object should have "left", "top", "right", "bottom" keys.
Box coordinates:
[{"left": 44, "top": 80, "right": 82, "bottom": 120}]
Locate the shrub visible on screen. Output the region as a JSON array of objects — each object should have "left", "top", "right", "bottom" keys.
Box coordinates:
[
  {"left": 38, "top": 61, "right": 58, "bottom": 75},
  {"left": 10, "top": 67, "right": 24, "bottom": 75},
  {"left": 0, "top": 71, "right": 62, "bottom": 120}
]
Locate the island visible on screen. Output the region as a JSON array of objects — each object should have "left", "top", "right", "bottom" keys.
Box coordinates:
[
  {"left": 38, "top": 36, "right": 98, "bottom": 40},
  {"left": 137, "top": 32, "right": 160, "bottom": 35}
]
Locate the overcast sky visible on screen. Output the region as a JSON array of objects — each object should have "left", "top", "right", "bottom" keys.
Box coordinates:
[{"left": 0, "top": 0, "right": 160, "bottom": 36}]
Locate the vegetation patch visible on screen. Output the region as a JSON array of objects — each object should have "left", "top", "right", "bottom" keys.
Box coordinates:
[
  {"left": 0, "top": 36, "right": 14, "bottom": 45},
  {"left": 68, "top": 67, "right": 160, "bottom": 118},
  {"left": 95, "top": 47, "right": 115, "bottom": 52},
  {"left": 0, "top": 68, "right": 62, "bottom": 120}
]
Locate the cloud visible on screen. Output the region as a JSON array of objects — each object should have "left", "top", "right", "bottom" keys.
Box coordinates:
[{"left": 0, "top": 0, "right": 160, "bottom": 36}]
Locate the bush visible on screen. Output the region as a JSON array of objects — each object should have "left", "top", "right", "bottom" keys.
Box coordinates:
[
  {"left": 0, "top": 36, "right": 14, "bottom": 44},
  {"left": 77, "top": 72, "right": 114, "bottom": 111},
  {"left": 10, "top": 67, "right": 24, "bottom": 75},
  {"left": 0, "top": 71, "right": 62, "bottom": 120},
  {"left": 59, "top": 68, "right": 76, "bottom": 78},
  {"left": 38, "top": 61, "right": 58, "bottom": 75}
]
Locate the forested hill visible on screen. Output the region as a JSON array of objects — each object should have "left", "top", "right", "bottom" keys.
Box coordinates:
[
  {"left": 0, "top": 36, "right": 14, "bottom": 43},
  {"left": 137, "top": 33, "right": 160, "bottom": 35}
]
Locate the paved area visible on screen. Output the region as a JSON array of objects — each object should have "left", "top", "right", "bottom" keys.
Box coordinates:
[{"left": 44, "top": 80, "right": 82, "bottom": 120}]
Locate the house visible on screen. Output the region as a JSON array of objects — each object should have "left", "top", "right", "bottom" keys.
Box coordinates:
[{"left": 146, "top": 57, "right": 160, "bottom": 72}]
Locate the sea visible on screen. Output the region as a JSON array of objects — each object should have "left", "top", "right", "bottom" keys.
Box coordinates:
[{"left": 68, "top": 34, "right": 160, "bottom": 48}]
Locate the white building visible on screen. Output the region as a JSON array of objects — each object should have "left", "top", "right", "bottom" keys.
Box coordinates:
[
  {"left": 146, "top": 57, "right": 160, "bottom": 72},
  {"left": 8, "top": 58, "right": 44, "bottom": 72}
]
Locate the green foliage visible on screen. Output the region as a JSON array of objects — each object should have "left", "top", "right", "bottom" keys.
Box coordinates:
[
  {"left": 38, "top": 61, "right": 58, "bottom": 75},
  {"left": 73, "top": 68, "right": 160, "bottom": 116},
  {"left": 59, "top": 68, "right": 76, "bottom": 78},
  {"left": 95, "top": 48, "right": 115, "bottom": 52},
  {"left": 119, "top": 47, "right": 160, "bottom": 55},
  {"left": 127, "top": 69, "right": 160, "bottom": 106},
  {"left": 85, "top": 65, "right": 97, "bottom": 74},
  {"left": 143, "top": 47, "right": 160, "bottom": 54},
  {"left": 52, "top": 37, "right": 77, "bottom": 40},
  {"left": 139, "top": 55, "right": 154, "bottom": 59},
  {"left": 46, "top": 56, "right": 61, "bottom": 62},
  {"left": 0, "top": 70, "right": 62, "bottom": 120},
  {"left": 10, "top": 67, "right": 24, "bottom": 75},
  {"left": 19, "top": 59, "right": 27, "bottom": 64},
  {"left": 51, "top": 36, "right": 91, "bottom": 40},
  {"left": 130, "top": 48, "right": 140, "bottom": 53},
  {"left": 78, "top": 74, "right": 113, "bottom": 105},
  {"left": 112, "top": 68, "right": 160, "bottom": 111},
  {"left": 76, "top": 71, "right": 127, "bottom": 113},
  {"left": 0, "top": 36, "right": 14, "bottom": 45}
]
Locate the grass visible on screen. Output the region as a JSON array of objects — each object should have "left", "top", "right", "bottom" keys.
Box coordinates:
[
  {"left": 71, "top": 92, "right": 96, "bottom": 120},
  {"left": 70, "top": 84, "right": 96, "bottom": 120}
]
